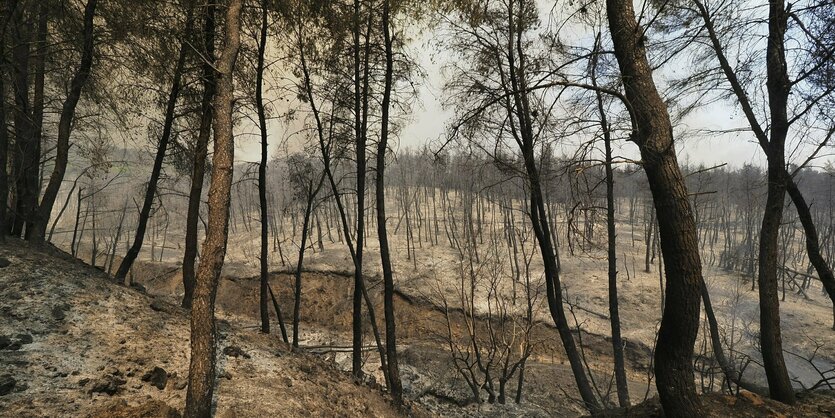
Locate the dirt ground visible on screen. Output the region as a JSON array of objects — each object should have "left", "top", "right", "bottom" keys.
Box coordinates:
[
  {"left": 121, "top": 210, "right": 835, "bottom": 393},
  {"left": 0, "top": 239, "right": 416, "bottom": 418},
  {"left": 41, "top": 189, "right": 835, "bottom": 416},
  {"left": 4, "top": 236, "right": 835, "bottom": 416}
]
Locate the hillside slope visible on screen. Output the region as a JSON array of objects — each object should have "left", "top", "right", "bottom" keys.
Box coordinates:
[{"left": 0, "top": 239, "right": 409, "bottom": 418}]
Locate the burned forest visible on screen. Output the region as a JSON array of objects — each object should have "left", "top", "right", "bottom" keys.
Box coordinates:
[{"left": 2, "top": 0, "right": 835, "bottom": 417}]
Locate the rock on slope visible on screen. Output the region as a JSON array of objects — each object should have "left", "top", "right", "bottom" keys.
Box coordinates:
[{"left": 0, "top": 239, "right": 408, "bottom": 417}]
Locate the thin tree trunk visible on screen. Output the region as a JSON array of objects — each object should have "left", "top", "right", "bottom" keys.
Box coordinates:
[
  {"left": 109, "top": 199, "right": 128, "bottom": 274},
  {"left": 0, "top": 2, "right": 9, "bottom": 241},
  {"left": 292, "top": 173, "right": 324, "bottom": 347},
  {"left": 182, "top": 1, "right": 216, "bottom": 309},
  {"left": 695, "top": 0, "right": 796, "bottom": 401},
  {"left": 351, "top": 0, "right": 366, "bottom": 378},
  {"left": 115, "top": 3, "right": 195, "bottom": 281},
  {"left": 183, "top": 0, "right": 242, "bottom": 416},
  {"left": 71, "top": 188, "right": 84, "bottom": 257},
  {"left": 592, "top": 35, "right": 629, "bottom": 407},
  {"left": 29, "top": 0, "right": 96, "bottom": 244},
  {"left": 21, "top": 3, "right": 46, "bottom": 238},
  {"left": 504, "top": 0, "right": 600, "bottom": 409},
  {"left": 9, "top": 4, "right": 32, "bottom": 238},
  {"left": 256, "top": 0, "right": 270, "bottom": 334},
  {"left": 377, "top": 0, "right": 402, "bottom": 400},
  {"left": 786, "top": 178, "right": 835, "bottom": 329}
]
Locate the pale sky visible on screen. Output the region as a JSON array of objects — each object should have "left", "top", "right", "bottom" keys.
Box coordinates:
[{"left": 231, "top": 7, "right": 831, "bottom": 174}]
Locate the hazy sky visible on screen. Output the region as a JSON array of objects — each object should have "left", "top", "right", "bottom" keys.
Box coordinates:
[{"left": 232, "top": 7, "right": 831, "bottom": 173}]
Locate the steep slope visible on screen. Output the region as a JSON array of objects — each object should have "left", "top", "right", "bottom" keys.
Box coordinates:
[{"left": 0, "top": 239, "right": 410, "bottom": 417}]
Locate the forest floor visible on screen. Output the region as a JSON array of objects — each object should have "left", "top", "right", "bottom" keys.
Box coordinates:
[
  {"left": 4, "top": 238, "right": 835, "bottom": 416},
  {"left": 129, "top": 230, "right": 835, "bottom": 415},
  {"left": 124, "top": 216, "right": 835, "bottom": 394},
  {"left": 0, "top": 239, "right": 419, "bottom": 418}
]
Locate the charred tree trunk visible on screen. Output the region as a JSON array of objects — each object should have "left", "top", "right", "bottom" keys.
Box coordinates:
[
  {"left": 0, "top": 2, "right": 9, "bottom": 241},
  {"left": 183, "top": 0, "right": 242, "bottom": 416},
  {"left": 298, "top": 6, "right": 388, "bottom": 382},
  {"left": 29, "top": 0, "right": 96, "bottom": 244},
  {"left": 504, "top": 0, "right": 599, "bottom": 410},
  {"left": 696, "top": 0, "right": 798, "bottom": 401},
  {"left": 351, "top": 0, "right": 366, "bottom": 378},
  {"left": 606, "top": 0, "right": 704, "bottom": 415},
  {"left": 115, "top": 3, "right": 195, "bottom": 281},
  {"left": 702, "top": 280, "right": 769, "bottom": 395},
  {"left": 785, "top": 178, "right": 835, "bottom": 329},
  {"left": 256, "top": 0, "right": 270, "bottom": 334},
  {"left": 758, "top": 147, "right": 794, "bottom": 402},
  {"left": 592, "top": 35, "right": 629, "bottom": 407},
  {"left": 21, "top": 3, "right": 46, "bottom": 239},
  {"left": 377, "top": 0, "right": 402, "bottom": 400},
  {"left": 182, "top": 1, "right": 216, "bottom": 309},
  {"left": 9, "top": 4, "right": 32, "bottom": 238},
  {"left": 291, "top": 174, "right": 324, "bottom": 348}
]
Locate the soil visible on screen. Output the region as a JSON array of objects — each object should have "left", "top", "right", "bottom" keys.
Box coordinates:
[{"left": 0, "top": 239, "right": 418, "bottom": 418}]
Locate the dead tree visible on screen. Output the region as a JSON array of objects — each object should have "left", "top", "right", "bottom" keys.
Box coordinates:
[
  {"left": 115, "top": 2, "right": 196, "bottom": 282},
  {"left": 591, "top": 33, "right": 629, "bottom": 407},
  {"left": 692, "top": 0, "right": 835, "bottom": 402},
  {"left": 29, "top": 0, "right": 97, "bottom": 244},
  {"left": 376, "top": 0, "right": 402, "bottom": 399},
  {"left": 289, "top": 155, "right": 325, "bottom": 348},
  {"left": 256, "top": 0, "right": 270, "bottom": 335},
  {"left": 0, "top": 3, "right": 8, "bottom": 241}
]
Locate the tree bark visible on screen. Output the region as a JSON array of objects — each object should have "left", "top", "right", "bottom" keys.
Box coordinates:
[
  {"left": 291, "top": 174, "right": 324, "bottom": 347},
  {"left": 593, "top": 36, "right": 629, "bottom": 407},
  {"left": 351, "top": 0, "right": 366, "bottom": 378},
  {"left": 115, "top": 3, "right": 195, "bottom": 281},
  {"left": 29, "top": 0, "right": 97, "bottom": 244},
  {"left": 0, "top": 1, "right": 10, "bottom": 241},
  {"left": 256, "top": 0, "right": 270, "bottom": 334},
  {"left": 606, "top": 0, "right": 704, "bottom": 415},
  {"left": 695, "top": 0, "right": 820, "bottom": 400},
  {"left": 183, "top": 0, "right": 242, "bottom": 416},
  {"left": 504, "top": 0, "right": 600, "bottom": 410},
  {"left": 756, "top": 1, "right": 795, "bottom": 404},
  {"left": 377, "top": 0, "right": 402, "bottom": 400},
  {"left": 9, "top": 3, "right": 32, "bottom": 238},
  {"left": 785, "top": 178, "right": 835, "bottom": 330},
  {"left": 182, "top": 1, "right": 216, "bottom": 309},
  {"left": 21, "top": 2, "right": 46, "bottom": 239}
]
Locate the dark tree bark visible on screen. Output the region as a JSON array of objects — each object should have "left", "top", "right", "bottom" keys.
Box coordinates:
[
  {"left": 182, "top": 1, "right": 216, "bottom": 309},
  {"left": 756, "top": 2, "right": 794, "bottom": 402},
  {"left": 606, "top": 0, "right": 704, "bottom": 415},
  {"left": 183, "top": 0, "right": 242, "bottom": 416},
  {"left": 256, "top": 0, "right": 270, "bottom": 334},
  {"left": 501, "top": 0, "right": 600, "bottom": 410},
  {"left": 9, "top": 3, "right": 32, "bottom": 238},
  {"left": 291, "top": 172, "right": 324, "bottom": 348},
  {"left": 297, "top": 2, "right": 389, "bottom": 383},
  {"left": 377, "top": 0, "right": 402, "bottom": 401},
  {"left": 21, "top": 2, "right": 46, "bottom": 239},
  {"left": 786, "top": 178, "right": 835, "bottom": 330},
  {"left": 702, "top": 281, "right": 769, "bottom": 396},
  {"left": 592, "top": 34, "right": 629, "bottom": 407},
  {"left": 29, "top": 0, "right": 97, "bottom": 244},
  {"left": 351, "top": 0, "right": 366, "bottom": 378},
  {"left": 694, "top": 0, "right": 795, "bottom": 403},
  {"left": 0, "top": 1, "right": 9, "bottom": 241},
  {"left": 115, "top": 3, "right": 196, "bottom": 282}
]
